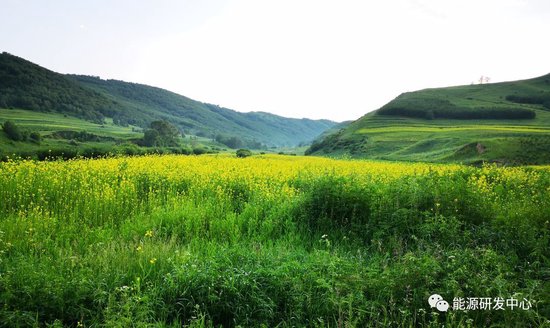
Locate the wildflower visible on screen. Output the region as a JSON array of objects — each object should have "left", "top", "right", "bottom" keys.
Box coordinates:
[
  {"left": 145, "top": 230, "right": 153, "bottom": 238},
  {"left": 136, "top": 245, "right": 143, "bottom": 252},
  {"left": 150, "top": 258, "right": 157, "bottom": 264}
]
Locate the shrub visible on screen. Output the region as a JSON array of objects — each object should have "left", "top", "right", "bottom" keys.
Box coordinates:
[
  {"left": 29, "top": 131, "right": 41, "bottom": 144},
  {"left": 117, "top": 143, "right": 144, "bottom": 156},
  {"left": 192, "top": 147, "right": 207, "bottom": 155},
  {"left": 180, "top": 146, "right": 192, "bottom": 155},
  {"left": 236, "top": 149, "right": 252, "bottom": 158},
  {"left": 36, "top": 148, "right": 79, "bottom": 160},
  {"left": 2, "top": 120, "right": 23, "bottom": 141}
]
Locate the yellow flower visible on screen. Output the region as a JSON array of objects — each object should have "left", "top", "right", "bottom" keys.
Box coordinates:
[
  {"left": 145, "top": 230, "right": 153, "bottom": 238},
  {"left": 136, "top": 245, "right": 143, "bottom": 252},
  {"left": 149, "top": 258, "right": 157, "bottom": 264}
]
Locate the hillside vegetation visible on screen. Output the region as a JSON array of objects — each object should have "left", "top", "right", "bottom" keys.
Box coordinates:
[
  {"left": 72, "top": 75, "right": 335, "bottom": 147},
  {"left": 307, "top": 74, "right": 550, "bottom": 164},
  {"left": 0, "top": 52, "right": 117, "bottom": 123},
  {"left": 0, "top": 52, "right": 336, "bottom": 147},
  {"left": 0, "top": 109, "right": 235, "bottom": 160}
]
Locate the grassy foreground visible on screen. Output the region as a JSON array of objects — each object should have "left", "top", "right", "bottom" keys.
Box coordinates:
[{"left": 0, "top": 155, "right": 548, "bottom": 327}]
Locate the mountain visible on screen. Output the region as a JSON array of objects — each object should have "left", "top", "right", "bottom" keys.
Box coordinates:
[
  {"left": 0, "top": 52, "right": 336, "bottom": 147},
  {"left": 70, "top": 75, "right": 335, "bottom": 147},
  {"left": 307, "top": 74, "right": 550, "bottom": 164}
]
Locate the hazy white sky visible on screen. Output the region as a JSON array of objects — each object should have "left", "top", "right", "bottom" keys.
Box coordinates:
[{"left": 2, "top": 0, "right": 549, "bottom": 121}]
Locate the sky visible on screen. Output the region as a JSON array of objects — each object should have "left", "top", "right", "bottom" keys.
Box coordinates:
[{"left": 1, "top": 0, "right": 550, "bottom": 122}]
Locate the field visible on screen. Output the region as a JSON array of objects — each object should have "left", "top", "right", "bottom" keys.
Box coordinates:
[
  {"left": 310, "top": 112, "right": 550, "bottom": 164},
  {"left": 0, "top": 109, "right": 237, "bottom": 159},
  {"left": 0, "top": 109, "right": 140, "bottom": 138},
  {"left": 0, "top": 108, "right": 142, "bottom": 157},
  {"left": 0, "top": 154, "right": 548, "bottom": 327}
]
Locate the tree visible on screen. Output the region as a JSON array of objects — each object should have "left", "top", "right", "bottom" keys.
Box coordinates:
[
  {"left": 142, "top": 120, "right": 180, "bottom": 147},
  {"left": 2, "top": 120, "right": 23, "bottom": 141},
  {"left": 478, "top": 75, "right": 491, "bottom": 84},
  {"left": 143, "top": 129, "right": 160, "bottom": 147},
  {"left": 215, "top": 134, "right": 244, "bottom": 149},
  {"left": 149, "top": 120, "right": 180, "bottom": 146}
]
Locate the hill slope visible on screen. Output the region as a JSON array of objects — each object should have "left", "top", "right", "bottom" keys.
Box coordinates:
[
  {"left": 307, "top": 74, "right": 550, "bottom": 164},
  {"left": 0, "top": 52, "right": 336, "bottom": 147},
  {"left": 70, "top": 75, "right": 335, "bottom": 147},
  {"left": 0, "top": 53, "right": 118, "bottom": 123}
]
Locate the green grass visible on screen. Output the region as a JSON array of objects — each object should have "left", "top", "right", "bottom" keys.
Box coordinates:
[
  {"left": 0, "top": 108, "right": 141, "bottom": 138},
  {"left": 0, "top": 108, "right": 237, "bottom": 159},
  {"left": 357, "top": 125, "right": 550, "bottom": 134},
  {"left": 0, "top": 108, "right": 141, "bottom": 158}
]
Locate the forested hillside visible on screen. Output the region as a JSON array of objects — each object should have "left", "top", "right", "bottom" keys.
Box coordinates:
[{"left": 0, "top": 52, "right": 336, "bottom": 147}]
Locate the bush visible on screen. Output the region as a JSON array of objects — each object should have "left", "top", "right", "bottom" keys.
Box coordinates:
[
  {"left": 192, "top": 147, "right": 207, "bottom": 155},
  {"left": 29, "top": 131, "right": 41, "bottom": 144},
  {"left": 51, "top": 130, "right": 109, "bottom": 142},
  {"left": 36, "top": 148, "right": 79, "bottom": 160},
  {"left": 117, "top": 143, "right": 144, "bottom": 156},
  {"left": 236, "top": 149, "right": 252, "bottom": 158},
  {"left": 2, "top": 120, "right": 23, "bottom": 141},
  {"left": 180, "top": 146, "right": 192, "bottom": 155}
]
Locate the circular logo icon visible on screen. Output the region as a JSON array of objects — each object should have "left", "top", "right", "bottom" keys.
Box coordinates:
[
  {"left": 436, "top": 300, "right": 450, "bottom": 312},
  {"left": 428, "top": 294, "right": 443, "bottom": 308}
]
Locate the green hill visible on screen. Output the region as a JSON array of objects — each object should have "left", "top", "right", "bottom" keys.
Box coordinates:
[
  {"left": 71, "top": 75, "right": 335, "bottom": 147},
  {"left": 0, "top": 53, "right": 118, "bottom": 123},
  {"left": 0, "top": 52, "right": 336, "bottom": 147},
  {"left": 307, "top": 74, "right": 550, "bottom": 164}
]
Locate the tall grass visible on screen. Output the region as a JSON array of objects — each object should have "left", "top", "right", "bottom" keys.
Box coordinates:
[{"left": 0, "top": 155, "right": 548, "bottom": 327}]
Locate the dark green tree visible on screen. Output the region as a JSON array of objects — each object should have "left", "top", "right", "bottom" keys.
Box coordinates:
[
  {"left": 215, "top": 134, "right": 244, "bottom": 149},
  {"left": 143, "top": 129, "right": 161, "bottom": 147},
  {"left": 149, "top": 120, "right": 180, "bottom": 146},
  {"left": 141, "top": 120, "right": 181, "bottom": 147}
]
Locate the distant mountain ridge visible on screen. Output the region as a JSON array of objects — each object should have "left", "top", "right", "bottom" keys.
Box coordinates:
[
  {"left": 307, "top": 74, "right": 550, "bottom": 164},
  {"left": 0, "top": 52, "right": 336, "bottom": 146}
]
